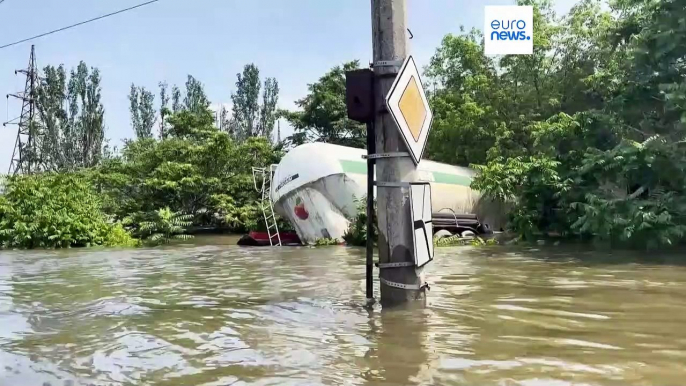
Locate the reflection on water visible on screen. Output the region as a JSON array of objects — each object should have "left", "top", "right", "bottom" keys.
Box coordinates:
[{"left": 1, "top": 236, "right": 686, "bottom": 385}]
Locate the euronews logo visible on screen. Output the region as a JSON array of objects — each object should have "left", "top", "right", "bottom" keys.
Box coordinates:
[
  {"left": 490, "top": 20, "right": 530, "bottom": 41},
  {"left": 484, "top": 5, "right": 533, "bottom": 55}
]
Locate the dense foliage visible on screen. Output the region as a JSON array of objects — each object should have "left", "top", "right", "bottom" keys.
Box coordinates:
[
  {"left": 34, "top": 61, "right": 108, "bottom": 172},
  {"left": 129, "top": 84, "right": 156, "bottom": 139},
  {"left": 0, "top": 58, "right": 287, "bottom": 249},
  {"left": 423, "top": 0, "right": 686, "bottom": 249},
  {"left": 0, "top": 173, "right": 137, "bottom": 248},
  {"left": 343, "top": 196, "right": 378, "bottom": 247},
  {"left": 226, "top": 64, "right": 280, "bottom": 142},
  {"left": 0, "top": 106, "right": 284, "bottom": 250},
  {"left": 136, "top": 207, "right": 194, "bottom": 245},
  {"left": 282, "top": 61, "right": 367, "bottom": 148},
  {"left": 91, "top": 108, "right": 283, "bottom": 234}
]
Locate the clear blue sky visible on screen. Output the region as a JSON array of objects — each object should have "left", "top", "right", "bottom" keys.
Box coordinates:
[{"left": 0, "top": 0, "right": 577, "bottom": 173}]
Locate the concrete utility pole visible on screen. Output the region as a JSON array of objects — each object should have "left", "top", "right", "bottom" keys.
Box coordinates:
[{"left": 371, "top": 0, "right": 425, "bottom": 305}]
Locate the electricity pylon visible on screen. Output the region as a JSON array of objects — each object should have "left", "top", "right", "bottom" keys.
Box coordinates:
[{"left": 3, "top": 45, "right": 39, "bottom": 175}]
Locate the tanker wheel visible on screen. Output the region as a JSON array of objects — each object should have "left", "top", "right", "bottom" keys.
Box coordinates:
[{"left": 433, "top": 229, "right": 454, "bottom": 240}]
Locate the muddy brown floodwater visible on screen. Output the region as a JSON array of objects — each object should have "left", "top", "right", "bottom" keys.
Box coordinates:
[{"left": 1, "top": 235, "right": 686, "bottom": 385}]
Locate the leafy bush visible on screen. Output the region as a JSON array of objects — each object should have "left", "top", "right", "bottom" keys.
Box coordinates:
[
  {"left": 314, "top": 238, "right": 339, "bottom": 246},
  {"left": 105, "top": 222, "right": 141, "bottom": 248},
  {"left": 434, "top": 235, "right": 497, "bottom": 247},
  {"left": 0, "top": 173, "right": 137, "bottom": 249},
  {"left": 135, "top": 207, "right": 194, "bottom": 245},
  {"left": 92, "top": 110, "right": 284, "bottom": 233},
  {"left": 472, "top": 156, "right": 570, "bottom": 239},
  {"left": 343, "top": 195, "right": 377, "bottom": 247},
  {"left": 568, "top": 137, "right": 686, "bottom": 248}
]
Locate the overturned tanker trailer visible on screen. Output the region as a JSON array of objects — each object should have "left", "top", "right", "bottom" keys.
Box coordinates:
[{"left": 270, "top": 142, "right": 506, "bottom": 245}]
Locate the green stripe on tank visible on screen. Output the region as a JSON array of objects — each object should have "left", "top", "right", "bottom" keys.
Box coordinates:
[
  {"left": 432, "top": 171, "right": 472, "bottom": 187},
  {"left": 339, "top": 160, "right": 368, "bottom": 175},
  {"left": 339, "top": 159, "right": 472, "bottom": 187}
]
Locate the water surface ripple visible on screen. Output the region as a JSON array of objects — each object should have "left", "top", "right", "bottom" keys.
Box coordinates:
[{"left": 1, "top": 238, "right": 686, "bottom": 385}]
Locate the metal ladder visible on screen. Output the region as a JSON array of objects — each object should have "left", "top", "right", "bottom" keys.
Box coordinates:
[{"left": 252, "top": 164, "right": 282, "bottom": 246}]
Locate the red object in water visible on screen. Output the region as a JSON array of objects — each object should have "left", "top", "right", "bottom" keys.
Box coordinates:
[{"left": 237, "top": 231, "right": 301, "bottom": 246}]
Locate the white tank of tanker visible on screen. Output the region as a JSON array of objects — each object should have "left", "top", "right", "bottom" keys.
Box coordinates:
[{"left": 270, "top": 142, "right": 504, "bottom": 245}]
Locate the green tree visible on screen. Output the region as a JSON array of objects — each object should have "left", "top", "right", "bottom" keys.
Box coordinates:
[
  {"left": 183, "top": 75, "right": 210, "bottom": 115},
  {"left": 215, "top": 104, "right": 227, "bottom": 132},
  {"left": 129, "top": 84, "right": 156, "bottom": 139},
  {"left": 229, "top": 64, "right": 280, "bottom": 141},
  {"left": 35, "top": 64, "right": 68, "bottom": 171},
  {"left": 283, "top": 61, "right": 367, "bottom": 148},
  {"left": 70, "top": 62, "right": 105, "bottom": 169},
  {"left": 158, "top": 81, "right": 170, "bottom": 138},
  {"left": 171, "top": 85, "right": 182, "bottom": 113},
  {"left": 424, "top": 29, "right": 501, "bottom": 165},
  {"left": 35, "top": 61, "right": 106, "bottom": 171},
  {"left": 259, "top": 77, "right": 279, "bottom": 141},
  {"left": 93, "top": 107, "right": 283, "bottom": 233},
  {"left": 230, "top": 64, "right": 261, "bottom": 140}
]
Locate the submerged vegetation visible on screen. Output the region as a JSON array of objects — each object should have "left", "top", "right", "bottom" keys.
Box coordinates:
[
  {"left": 425, "top": 0, "right": 686, "bottom": 249},
  {"left": 314, "top": 238, "right": 340, "bottom": 246},
  {"left": 0, "top": 173, "right": 138, "bottom": 249},
  {"left": 434, "top": 235, "right": 498, "bottom": 247},
  {"left": 1, "top": 64, "right": 283, "bottom": 249},
  {"left": 134, "top": 208, "right": 194, "bottom": 245},
  {"left": 343, "top": 196, "right": 377, "bottom": 247}
]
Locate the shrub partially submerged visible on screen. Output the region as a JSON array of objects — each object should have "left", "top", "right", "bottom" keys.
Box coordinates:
[
  {"left": 0, "top": 173, "right": 137, "bottom": 249},
  {"left": 134, "top": 207, "right": 194, "bottom": 245},
  {"left": 343, "top": 196, "right": 377, "bottom": 247},
  {"left": 314, "top": 237, "right": 339, "bottom": 246},
  {"left": 434, "top": 235, "right": 497, "bottom": 247}
]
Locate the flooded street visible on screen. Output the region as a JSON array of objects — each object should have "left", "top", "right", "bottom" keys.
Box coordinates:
[{"left": 1, "top": 236, "right": 686, "bottom": 385}]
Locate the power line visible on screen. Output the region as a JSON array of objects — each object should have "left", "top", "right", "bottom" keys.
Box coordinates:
[{"left": 0, "top": 0, "right": 160, "bottom": 50}]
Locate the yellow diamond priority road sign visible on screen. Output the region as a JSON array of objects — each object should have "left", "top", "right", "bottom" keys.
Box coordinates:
[{"left": 385, "top": 55, "right": 433, "bottom": 165}]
